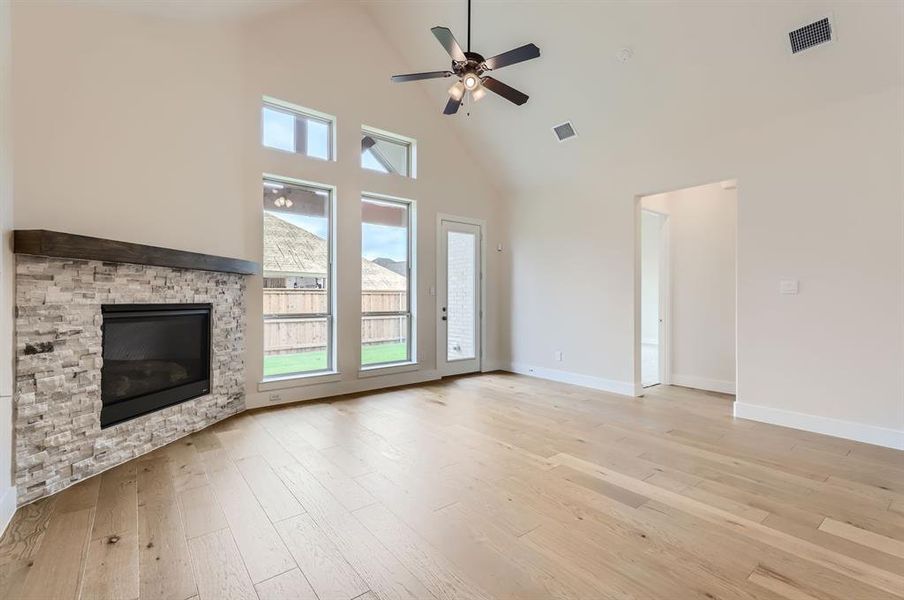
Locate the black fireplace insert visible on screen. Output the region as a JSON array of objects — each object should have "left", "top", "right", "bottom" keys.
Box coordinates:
[{"left": 100, "top": 303, "right": 211, "bottom": 428}]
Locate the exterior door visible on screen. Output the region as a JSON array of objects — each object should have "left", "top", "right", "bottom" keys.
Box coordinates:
[{"left": 438, "top": 219, "right": 481, "bottom": 376}]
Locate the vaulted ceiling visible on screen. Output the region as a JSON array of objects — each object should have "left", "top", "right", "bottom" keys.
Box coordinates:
[
  {"left": 77, "top": 1, "right": 904, "bottom": 194},
  {"left": 365, "top": 1, "right": 903, "bottom": 192}
]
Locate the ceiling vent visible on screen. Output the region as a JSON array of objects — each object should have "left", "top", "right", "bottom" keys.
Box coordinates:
[
  {"left": 553, "top": 121, "right": 577, "bottom": 142},
  {"left": 789, "top": 17, "right": 833, "bottom": 54}
]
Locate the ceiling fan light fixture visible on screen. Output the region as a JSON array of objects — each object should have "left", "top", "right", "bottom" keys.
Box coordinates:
[
  {"left": 448, "top": 80, "right": 465, "bottom": 101},
  {"left": 389, "top": 0, "right": 540, "bottom": 115}
]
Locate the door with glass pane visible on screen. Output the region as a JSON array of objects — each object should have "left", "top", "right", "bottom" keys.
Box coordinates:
[{"left": 438, "top": 219, "right": 481, "bottom": 376}]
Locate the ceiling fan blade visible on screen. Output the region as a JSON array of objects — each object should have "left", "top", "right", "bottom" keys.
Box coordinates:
[
  {"left": 431, "top": 26, "right": 467, "bottom": 62},
  {"left": 483, "top": 43, "right": 540, "bottom": 70},
  {"left": 443, "top": 97, "right": 461, "bottom": 115},
  {"left": 391, "top": 71, "right": 453, "bottom": 83},
  {"left": 482, "top": 77, "right": 529, "bottom": 106},
  {"left": 361, "top": 135, "right": 377, "bottom": 151}
]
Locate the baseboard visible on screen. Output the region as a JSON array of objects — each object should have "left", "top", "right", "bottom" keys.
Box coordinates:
[
  {"left": 0, "top": 484, "right": 15, "bottom": 537},
  {"left": 504, "top": 362, "right": 635, "bottom": 397},
  {"left": 249, "top": 368, "right": 441, "bottom": 408},
  {"left": 733, "top": 402, "right": 904, "bottom": 450},
  {"left": 671, "top": 373, "right": 736, "bottom": 394},
  {"left": 481, "top": 358, "right": 504, "bottom": 373}
]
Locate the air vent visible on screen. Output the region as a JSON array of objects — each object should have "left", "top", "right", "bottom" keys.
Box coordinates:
[
  {"left": 789, "top": 17, "right": 833, "bottom": 54},
  {"left": 553, "top": 121, "right": 577, "bottom": 142}
]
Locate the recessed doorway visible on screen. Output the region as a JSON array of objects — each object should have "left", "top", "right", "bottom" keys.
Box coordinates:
[{"left": 635, "top": 179, "right": 738, "bottom": 396}]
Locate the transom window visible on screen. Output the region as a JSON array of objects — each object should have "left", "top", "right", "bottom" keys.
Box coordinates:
[
  {"left": 361, "top": 127, "right": 414, "bottom": 178},
  {"left": 262, "top": 98, "right": 334, "bottom": 160},
  {"left": 361, "top": 195, "right": 414, "bottom": 367},
  {"left": 262, "top": 177, "right": 335, "bottom": 378}
]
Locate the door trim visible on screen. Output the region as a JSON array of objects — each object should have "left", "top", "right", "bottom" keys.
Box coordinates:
[
  {"left": 641, "top": 209, "right": 671, "bottom": 386},
  {"left": 639, "top": 208, "right": 671, "bottom": 389},
  {"left": 654, "top": 211, "right": 671, "bottom": 386},
  {"left": 436, "top": 214, "right": 487, "bottom": 376}
]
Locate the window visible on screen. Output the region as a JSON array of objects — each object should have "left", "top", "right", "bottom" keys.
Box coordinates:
[
  {"left": 361, "top": 196, "right": 413, "bottom": 367},
  {"left": 262, "top": 99, "right": 333, "bottom": 160},
  {"left": 361, "top": 128, "right": 414, "bottom": 177},
  {"left": 262, "top": 177, "right": 334, "bottom": 379}
]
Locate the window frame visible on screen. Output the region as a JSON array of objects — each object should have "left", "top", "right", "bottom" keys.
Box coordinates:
[
  {"left": 261, "top": 174, "right": 338, "bottom": 382},
  {"left": 360, "top": 126, "right": 417, "bottom": 179},
  {"left": 262, "top": 96, "right": 336, "bottom": 161},
  {"left": 360, "top": 193, "right": 416, "bottom": 370}
]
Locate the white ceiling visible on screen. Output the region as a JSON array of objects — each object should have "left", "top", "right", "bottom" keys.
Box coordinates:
[
  {"left": 76, "top": 0, "right": 903, "bottom": 193},
  {"left": 78, "top": 0, "right": 301, "bottom": 21},
  {"left": 364, "top": 1, "right": 903, "bottom": 192}
]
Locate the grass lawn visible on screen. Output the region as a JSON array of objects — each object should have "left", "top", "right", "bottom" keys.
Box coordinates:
[{"left": 264, "top": 342, "right": 408, "bottom": 377}]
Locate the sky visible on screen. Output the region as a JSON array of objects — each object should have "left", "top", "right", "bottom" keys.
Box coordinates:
[
  {"left": 262, "top": 107, "right": 329, "bottom": 159},
  {"left": 263, "top": 108, "right": 405, "bottom": 262},
  {"left": 263, "top": 106, "right": 388, "bottom": 173}
]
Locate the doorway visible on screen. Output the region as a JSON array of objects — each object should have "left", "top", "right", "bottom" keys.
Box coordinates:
[
  {"left": 641, "top": 210, "right": 669, "bottom": 387},
  {"left": 437, "top": 216, "right": 483, "bottom": 376},
  {"left": 635, "top": 180, "right": 738, "bottom": 396}
]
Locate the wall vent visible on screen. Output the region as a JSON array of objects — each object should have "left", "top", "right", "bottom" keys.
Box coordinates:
[
  {"left": 553, "top": 121, "right": 577, "bottom": 142},
  {"left": 789, "top": 17, "right": 833, "bottom": 54}
]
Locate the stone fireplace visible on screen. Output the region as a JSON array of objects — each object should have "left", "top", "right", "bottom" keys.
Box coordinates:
[{"left": 13, "top": 230, "right": 259, "bottom": 505}]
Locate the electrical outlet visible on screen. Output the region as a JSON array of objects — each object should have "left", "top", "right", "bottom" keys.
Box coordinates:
[
  {"left": 269, "top": 392, "right": 281, "bottom": 402},
  {"left": 555, "top": 351, "right": 563, "bottom": 362}
]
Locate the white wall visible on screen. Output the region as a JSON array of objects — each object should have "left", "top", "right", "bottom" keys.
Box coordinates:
[
  {"left": 0, "top": 0, "right": 15, "bottom": 531},
  {"left": 10, "top": 1, "right": 504, "bottom": 415},
  {"left": 506, "top": 85, "right": 904, "bottom": 448},
  {"left": 642, "top": 182, "right": 737, "bottom": 394},
  {"left": 239, "top": 3, "right": 503, "bottom": 406},
  {"left": 12, "top": 3, "right": 248, "bottom": 259}
]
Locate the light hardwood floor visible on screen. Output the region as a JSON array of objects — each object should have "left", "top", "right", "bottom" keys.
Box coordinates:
[{"left": 1, "top": 372, "right": 903, "bottom": 600}]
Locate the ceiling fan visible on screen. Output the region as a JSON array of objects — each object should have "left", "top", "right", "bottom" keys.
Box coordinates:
[{"left": 391, "top": 0, "right": 540, "bottom": 115}]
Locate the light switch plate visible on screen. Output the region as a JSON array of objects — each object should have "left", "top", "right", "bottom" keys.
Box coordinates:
[{"left": 780, "top": 279, "right": 799, "bottom": 295}]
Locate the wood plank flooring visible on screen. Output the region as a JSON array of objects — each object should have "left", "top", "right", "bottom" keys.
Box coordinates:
[{"left": 1, "top": 372, "right": 903, "bottom": 600}]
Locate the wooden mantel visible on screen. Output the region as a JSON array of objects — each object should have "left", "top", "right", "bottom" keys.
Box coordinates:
[{"left": 13, "top": 230, "right": 260, "bottom": 276}]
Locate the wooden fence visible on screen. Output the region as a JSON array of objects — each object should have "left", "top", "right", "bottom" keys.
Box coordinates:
[{"left": 264, "top": 290, "right": 407, "bottom": 355}]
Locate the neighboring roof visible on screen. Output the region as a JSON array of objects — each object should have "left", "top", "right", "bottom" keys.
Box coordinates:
[{"left": 264, "top": 212, "right": 406, "bottom": 291}]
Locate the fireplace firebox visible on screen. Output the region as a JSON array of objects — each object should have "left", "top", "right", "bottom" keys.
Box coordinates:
[{"left": 100, "top": 304, "right": 212, "bottom": 428}]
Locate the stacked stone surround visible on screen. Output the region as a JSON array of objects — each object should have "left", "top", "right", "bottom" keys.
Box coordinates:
[{"left": 14, "top": 254, "right": 247, "bottom": 505}]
